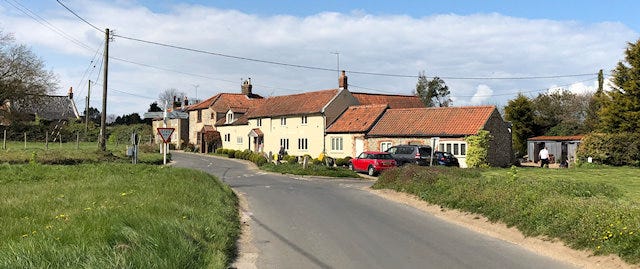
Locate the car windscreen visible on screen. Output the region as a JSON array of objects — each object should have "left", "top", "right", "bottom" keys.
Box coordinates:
[
  {"left": 372, "top": 154, "right": 394, "bottom": 159},
  {"left": 418, "top": 147, "right": 431, "bottom": 155}
]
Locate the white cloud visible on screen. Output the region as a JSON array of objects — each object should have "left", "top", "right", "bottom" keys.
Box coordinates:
[
  {"left": 469, "top": 84, "right": 494, "bottom": 105},
  {"left": 0, "top": 1, "right": 637, "bottom": 116}
]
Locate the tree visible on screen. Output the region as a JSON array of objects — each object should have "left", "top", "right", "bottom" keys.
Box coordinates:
[
  {"left": 532, "top": 89, "right": 589, "bottom": 136},
  {"left": 584, "top": 69, "right": 608, "bottom": 130},
  {"left": 599, "top": 39, "right": 640, "bottom": 133},
  {"left": 0, "top": 30, "right": 58, "bottom": 120},
  {"left": 414, "top": 71, "right": 452, "bottom": 107},
  {"left": 112, "top": 113, "right": 144, "bottom": 125},
  {"left": 158, "top": 88, "right": 185, "bottom": 108},
  {"left": 148, "top": 102, "right": 163, "bottom": 112},
  {"left": 85, "top": 107, "right": 101, "bottom": 124},
  {"left": 504, "top": 94, "right": 536, "bottom": 157}
]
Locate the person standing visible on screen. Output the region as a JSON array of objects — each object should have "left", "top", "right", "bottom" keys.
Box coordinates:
[{"left": 539, "top": 147, "right": 550, "bottom": 168}]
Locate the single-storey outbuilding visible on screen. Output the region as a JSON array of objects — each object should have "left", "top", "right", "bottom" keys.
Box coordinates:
[{"left": 527, "top": 135, "right": 584, "bottom": 164}]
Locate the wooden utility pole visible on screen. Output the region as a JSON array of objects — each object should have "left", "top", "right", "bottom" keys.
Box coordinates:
[
  {"left": 85, "top": 80, "right": 91, "bottom": 132},
  {"left": 99, "top": 29, "right": 109, "bottom": 151}
]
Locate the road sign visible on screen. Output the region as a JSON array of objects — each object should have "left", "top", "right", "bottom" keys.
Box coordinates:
[
  {"left": 143, "top": 112, "right": 164, "bottom": 119},
  {"left": 157, "top": 128, "right": 175, "bottom": 143}
]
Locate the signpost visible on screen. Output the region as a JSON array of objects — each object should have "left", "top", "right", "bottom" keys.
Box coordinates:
[{"left": 157, "top": 127, "right": 175, "bottom": 165}]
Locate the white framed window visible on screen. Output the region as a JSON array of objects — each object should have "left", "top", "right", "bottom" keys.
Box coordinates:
[
  {"left": 331, "top": 137, "right": 343, "bottom": 151},
  {"left": 298, "top": 138, "right": 308, "bottom": 150},
  {"left": 301, "top": 115, "right": 308, "bottom": 125},
  {"left": 280, "top": 117, "right": 287, "bottom": 125},
  {"left": 237, "top": 136, "right": 243, "bottom": 144},
  {"left": 256, "top": 118, "right": 262, "bottom": 127},
  {"left": 226, "top": 113, "right": 234, "bottom": 124},
  {"left": 380, "top": 142, "right": 392, "bottom": 152},
  {"left": 280, "top": 138, "right": 289, "bottom": 150},
  {"left": 439, "top": 142, "right": 467, "bottom": 156}
]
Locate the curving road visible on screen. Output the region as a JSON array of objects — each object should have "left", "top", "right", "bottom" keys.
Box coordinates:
[{"left": 172, "top": 152, "right": 575, "bottom": 269}]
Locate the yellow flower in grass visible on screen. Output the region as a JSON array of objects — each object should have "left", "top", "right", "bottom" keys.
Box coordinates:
[{"left": 21, "top": 234, "right": 28, "bottom": 238}]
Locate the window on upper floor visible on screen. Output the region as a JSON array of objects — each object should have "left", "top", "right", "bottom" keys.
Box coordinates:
[
  {"left": 256, "top": 118, "right": 262, "bottom": 127},
  {"left": 226, "top": 113, "right": 234, "bottom": 124},
  {"left": 197, "top": 110, "right": 202, "bottom": 122},
  {"left": 301, "top": 115, "right": 308, "bottom": 125},
  {"left": 280, "top": 117, "right": 287, "bottom": 126}
]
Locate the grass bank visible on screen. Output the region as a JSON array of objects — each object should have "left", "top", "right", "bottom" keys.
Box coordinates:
[
  {"left": 260, "top": 162, "right": 360, "bottom": 178},
  {"left": 0, "top": 141, "right": 164, "bottom": 164},
  {"left": 0, "top": 163, "right": 239, "bottom": 268},
  {"left": 373, "top": 165, "right": 640, "bottom": 264}
]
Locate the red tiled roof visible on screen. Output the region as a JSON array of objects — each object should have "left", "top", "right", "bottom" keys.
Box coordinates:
[
  {"left": 528, "top": 135, "right": 584, "bottom": 141},
  {"left": 352, "top": 92, "right": 424, "bottom": 109},
  {"left": 368, "top": 106, "right": 497, "bottom": 137},
  {"left": 188, "top": 93, "right": 263, "bottom": 112},
  {"left": 215, "top": 114, "right": 249, "bottom": 126},
  {"left": 326, "top": 104, "right": 388, "bottom": 133},
  {"left": 247, "top": 89, "right": 339, "bottom": 118}
]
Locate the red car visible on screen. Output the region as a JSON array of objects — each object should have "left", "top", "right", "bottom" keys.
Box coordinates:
[{"left": 348, "top": 151, "right": 397, "bottom": 176}]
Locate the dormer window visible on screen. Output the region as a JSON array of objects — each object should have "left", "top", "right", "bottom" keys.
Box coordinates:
[{"left": 226, "top": 110, "right": 234, "bottom": 124}]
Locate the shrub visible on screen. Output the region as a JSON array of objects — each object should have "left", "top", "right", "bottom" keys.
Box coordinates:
[
  {"left": 577, "top": 132, "right": 640, "bottom": 166},
  {"left": 183, "top": 143, "right": 196, "bottom": 152},
  {"left": 335, "top": 157, "right": 352, "bottom": 167},
  {"left": 215, "top": 148, "right": 225, "bottom": 154},
  {"left": 284, "top": 155, "right": 298, "bottom": 163},
  {"left": 312, "top": 158, "right": 323, "bottom": 165},
  {"left": 227, "top": 150, "right": 237, "bottom": 158},
  {"left": 465, "top": 130, "right": 492, "bottom": 168}
]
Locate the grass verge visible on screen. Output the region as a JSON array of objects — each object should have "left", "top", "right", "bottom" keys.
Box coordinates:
[
  {"left": 0, "top": 163, "right": 239, "bottom": 268},
  {"left": 372, "top": 165, "right": 640, "bottom": 264},
  {"left": 0, "top": 142, "right": 165, "bottom": 164},
  {"left": 261, "top": 162, "right": 360, "bottom": 178}
]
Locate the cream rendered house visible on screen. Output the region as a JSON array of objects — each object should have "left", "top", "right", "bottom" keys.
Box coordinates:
[{"left": 242, "top": 87, "right": 358, "bottom": 158}]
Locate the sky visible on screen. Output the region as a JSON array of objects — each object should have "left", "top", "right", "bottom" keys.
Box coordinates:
[{"left": 0, "top": 0, "right": 639, "bottom": 117}]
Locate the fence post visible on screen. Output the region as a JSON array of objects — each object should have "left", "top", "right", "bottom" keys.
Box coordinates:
[
  {"left": 76, "top": 132, "right": 80, "bottom": 149},
  {"left": 3, "top": 130, "right": 6, "bottom": 150},
  {"left": 45, "top": 132, "right": 49, "bottom": 150},
  {"left": 59, "top": 133, "right": 62, "bottom": 148},
  {"left": 24, "top": 132, "right": 26, "bottom": 149}
]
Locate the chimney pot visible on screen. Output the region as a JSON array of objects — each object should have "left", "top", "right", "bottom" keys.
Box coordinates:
[
  {"left": 339, "top": 70, "right": 348, "bottom": 90},
  {"left": 68, "top": 87, "right": 74, "bottom": 99}
]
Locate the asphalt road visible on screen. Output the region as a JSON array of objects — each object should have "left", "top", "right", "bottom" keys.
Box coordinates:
[{"left": 172, "top": 152, "right": 576, "bottom": 269}]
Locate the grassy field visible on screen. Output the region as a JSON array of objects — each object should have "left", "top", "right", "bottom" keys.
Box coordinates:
[
  {"left": 373, "top": 165, "right": 640, "bottom": 264},
  {"left": 0, "top": 141, "right": 165, "bottom": 164},
  {"left": 0, "top": 163, "right": 239, "bottom": 268}
]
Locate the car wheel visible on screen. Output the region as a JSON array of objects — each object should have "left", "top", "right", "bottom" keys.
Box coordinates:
[
  {"left": 348, "top": 163, "right": 354, "bottom": 171},
  {"left": 368, "top": 166, "right": 377, "bottom": 176}
]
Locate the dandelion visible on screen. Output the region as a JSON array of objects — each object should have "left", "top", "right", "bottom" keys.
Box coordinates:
[
  {"left": 597, "top": 246, "right": 601, "bottom": 250},
  {"left": 31, "top": 231, "right": 37, "bottom": 234},
  {"left": 21, "top": 234, "right": 28, "bottom": 238},
  {"left": 45, "top": 225, "right": 53, "bottom": 229},
  {"left": 121, "top": 192, "right": 127, "bottom": 196},
  {"left": 630, "top": 231, "right": 634, "bottom": 235}
]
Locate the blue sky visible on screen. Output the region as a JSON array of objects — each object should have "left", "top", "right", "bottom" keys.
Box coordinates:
[{"left": 1, "top": 0, "right": 639, "bottom": 116}]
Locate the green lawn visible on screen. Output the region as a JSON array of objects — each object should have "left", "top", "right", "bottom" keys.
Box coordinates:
[
  {"left": 373, "top": 165, "right": 640, "bottom": 264},
  {"left": 0, "top": 163, "right": 240, "bottom": 268}
]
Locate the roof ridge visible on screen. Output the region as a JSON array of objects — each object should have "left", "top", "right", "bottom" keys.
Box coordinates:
[{"left": 351, "top": 92, "right": 416, "bottom": 97}]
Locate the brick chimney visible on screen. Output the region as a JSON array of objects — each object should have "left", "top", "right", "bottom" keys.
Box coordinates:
[
  {"left": 338, "top": 70, "right": 347, "bottom": 90},
  {"left": 68, "top": 87, "right": 73, "bottom": 99},
  {"left": 241, "top": 78, "right": 253, "bottom": 96}
]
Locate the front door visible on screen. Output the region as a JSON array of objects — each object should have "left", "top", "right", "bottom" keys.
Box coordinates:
[{"left": 355, "top": 137, "right": 364, "bottom": 157}]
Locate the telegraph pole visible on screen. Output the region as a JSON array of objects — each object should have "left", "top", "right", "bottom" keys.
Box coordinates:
[
  {"left": 99, "top": 28, "right": 110, "bottom": 151},
  {"left": 85, "top": 80, "right": 91, "bottom": 132}
]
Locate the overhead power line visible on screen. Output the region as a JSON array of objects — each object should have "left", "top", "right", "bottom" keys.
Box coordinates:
[{"left": 56, "top": 0, "right": 103, "bottom": 33}]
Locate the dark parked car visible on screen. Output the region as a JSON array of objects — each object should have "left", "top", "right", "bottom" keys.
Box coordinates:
[
  {"left": 349, "top": 151, "right": 397, "bottom": 176},
  {"left": 385, "top": 145, "right": 432, "bottom": 166},
  {"left": 433, "top": 151, "right": 460, "bottom": 167}
]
